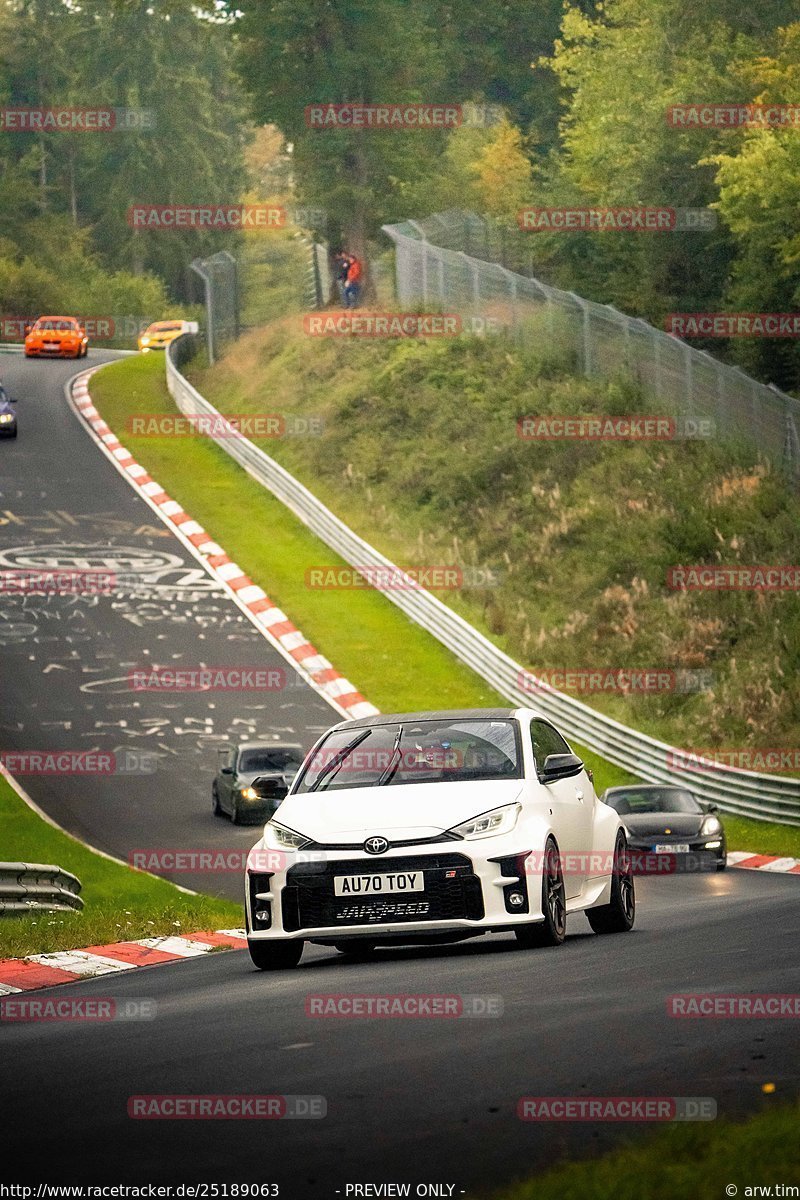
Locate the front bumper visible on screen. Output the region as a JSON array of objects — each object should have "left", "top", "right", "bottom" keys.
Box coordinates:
[
  {"left": 628, "top": 838, "right": 726, "bottom": 873},
  {"left": 25, "top": 343, "right": 81, "bottom": 357},
  {"left": 246, "top": 842, "right": 545, "bottom": 942}
]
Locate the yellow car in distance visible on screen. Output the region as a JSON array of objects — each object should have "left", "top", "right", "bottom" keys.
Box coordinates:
[{"left": 138, "top": 319, "right": 194, "bottom": 353}]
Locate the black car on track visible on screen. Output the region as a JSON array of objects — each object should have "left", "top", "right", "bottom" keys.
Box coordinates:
[
  {"left": 601, "top": 784, "right": 727, "bottom": 870},
  {"left": 0, "top": 384, "right": 17, "bottom": 438}
]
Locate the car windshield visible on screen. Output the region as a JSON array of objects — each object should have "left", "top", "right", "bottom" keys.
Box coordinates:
[
  {"left": 152, "top": 323, "right": 182, "bottom": 332},
  {"left": 34, "top": 319, "right": 77, "bottom": 331},
  {"left": 238, "top": 748, "right": 303, "bottom": 773},
  {"left": 294, "top": 718, "right": 522, "bottom": 793},
  {"left": 606, "top": 789, "right": 703, "bottom": 815}
]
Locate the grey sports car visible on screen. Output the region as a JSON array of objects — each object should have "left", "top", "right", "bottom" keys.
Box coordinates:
[{"left": 212, "top": 741, "right": 304, "bottom": 825}]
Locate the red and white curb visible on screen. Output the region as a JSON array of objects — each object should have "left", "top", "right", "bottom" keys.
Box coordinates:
[
  {"left": 0, "top": 929, "right": 247, "bottom": 995},
  {"left": 728, "top": 851, "right": 800, "bottom": 874},
  {"left": 69, "top": 369, "right": 378, "bottom": 722}
]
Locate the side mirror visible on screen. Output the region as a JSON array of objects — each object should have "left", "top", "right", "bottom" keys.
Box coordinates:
[
  {"left": 540, "top": 752, "right": 584, "bottom": 784},
  {"left": 9, "top": 396, "right": 17, "bottom": 404},
  {"left": 23, "top": 323, "right": 32, "bottom": 336},
  {"left": 703, "top": 802, "right": 718, "bottom": 814},
  {"left": 220, "top": 766, "right": 233, "bottom": 776}
]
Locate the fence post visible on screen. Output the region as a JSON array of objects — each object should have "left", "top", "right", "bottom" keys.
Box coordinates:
[
  {"left": 568, "top": 292, "right": 592, "bottom": 376},
  {"left": 189, "top": 258, "right": 215, "bottom": 366},
  {"left": 783, "top": 409, "right": 800, "bottom": 485},
  {"left": 684, "top": 343, "right": 694, "bottom": 413},
  {"left": 499, "top": 266, "right": 518, "bottom": 333},
  {"left": 408, "top": 220, "right": 429, "bottom": 304},
  {"left": 218, "top": 250, "right": 240, "bottom": 335}
]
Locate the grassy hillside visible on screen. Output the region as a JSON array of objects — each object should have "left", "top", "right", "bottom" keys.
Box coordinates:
[{"left": 187, "top": 319, "right": 800, "bottom": 759}]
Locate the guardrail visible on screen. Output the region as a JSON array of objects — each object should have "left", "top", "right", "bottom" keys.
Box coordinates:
[
  {"left": 165, "top": 337, "right": 800, "bottom": 826},
  {"left": 0, "top": 863, "right": 83, "bottom": 915}
]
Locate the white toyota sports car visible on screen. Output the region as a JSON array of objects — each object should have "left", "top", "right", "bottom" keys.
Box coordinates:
[{"left": 244, "top": 708, "right": 635, "bottom": 969}]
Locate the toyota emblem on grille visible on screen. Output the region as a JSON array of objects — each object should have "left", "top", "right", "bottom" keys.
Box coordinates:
[{"left": 364, "top": 836, "right": 389, "bottom": 855}]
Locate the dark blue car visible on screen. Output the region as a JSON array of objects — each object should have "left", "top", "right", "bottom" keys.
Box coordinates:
[{"left": 0, "top": 383, "right": 17, "bottom": 438}]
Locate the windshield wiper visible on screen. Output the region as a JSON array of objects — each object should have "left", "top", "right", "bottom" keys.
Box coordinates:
[
  {"left": 377, "top": 725, "right": 404, "bottom": 786},
  {"left": 307, "top": 729, "right": 372, "bottom": 792}
]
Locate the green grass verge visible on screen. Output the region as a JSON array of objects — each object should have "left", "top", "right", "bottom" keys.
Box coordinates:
[
  {"left": 491, "top": 1100, "right": 800, "bottom": 1199},
  {"left": 0, "top": 776, "right": 242, "bottom": 958},
  {"left": 723, "top": 813, "right": 800, "bottom": 858}
]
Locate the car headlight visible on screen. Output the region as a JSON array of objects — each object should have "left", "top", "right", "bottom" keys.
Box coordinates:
[
  {"left": 700, "top": 816, "right": 722, "bottom": 837},
  {"left": 0, "top": 414, "right": 13, "bottom": 424},
  {"left": 264, "top": 821, "right": 312, "bottom": 851},
  {"left": 240, "top": 786, "right": 259, "bottom": 801},
  {"left": 449, "top": 803, "right": 521, "bottom": 841},
  {"left": 140, "top": 337, "right": 150, "bottom": 345}
]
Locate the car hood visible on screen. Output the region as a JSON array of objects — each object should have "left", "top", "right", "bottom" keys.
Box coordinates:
[
  {"left": 238, "top": 769, "right": 296, "bottom": 786},
  {"left": 274, "top": 779, "right": 524, "bottom": 842},
  {"left": 623, "top": 813, "right": 704, "bottom": 838}
]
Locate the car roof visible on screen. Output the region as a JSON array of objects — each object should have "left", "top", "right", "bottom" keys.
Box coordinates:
[
  {"left": 236, "top": 741, "right": 304, "bottom": 751},
  {"left": 35, "top": 315, "right": 80, "bottom": 322},
  {"left": 339, "top": 709, "right": 518, "bottom": 730},
  {"left": 604, "top": 784, "right": 691, "bottom": 794}
]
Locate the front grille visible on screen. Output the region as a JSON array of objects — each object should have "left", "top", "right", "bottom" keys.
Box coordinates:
[
  {"left": 304, "top": 832, "right": 461, "bottom": 851},
  {"left": 282, "top": 853, "right": 483, "bottom": 932}
]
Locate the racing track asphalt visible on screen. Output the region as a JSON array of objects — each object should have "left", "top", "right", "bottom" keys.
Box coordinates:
[
  {"left": 1, "top": 353, "right": 799, "bottom": 1197},
  {"left": 0, "top": 869, "right": 798, "bottom": 1193},
  {"left": 0, "top": 350, "right": 339, "bottom": 897}
]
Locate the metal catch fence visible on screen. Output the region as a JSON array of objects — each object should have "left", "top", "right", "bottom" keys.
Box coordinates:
[{"left": 382, "top": 210, "right": 800, "bottom": 482}]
